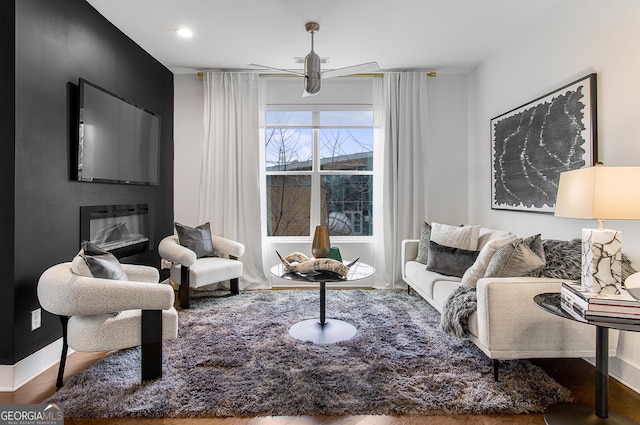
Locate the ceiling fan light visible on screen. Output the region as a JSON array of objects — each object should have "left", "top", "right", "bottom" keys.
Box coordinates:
[
  {"left": 304, "top": 50, "right": 321, "bottom": 95},
  {"left": 304, "top": 76, "right": 321, "bottom": 96},
  {"left": 305, "top": 51, "right": 321, "bottom": 74}
]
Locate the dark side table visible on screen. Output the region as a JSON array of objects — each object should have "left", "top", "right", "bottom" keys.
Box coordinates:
[
  {"left": 534, "top": 292, "right": 640, "bottom": 425},
  {"left": 271, "top": 261, "right": 374, "bottom": 344}
]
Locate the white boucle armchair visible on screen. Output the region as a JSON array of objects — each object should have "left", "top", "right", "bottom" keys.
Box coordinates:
[
  {"left": 37, "top": 262, "right": 178, "bottom": 387},
  {"left": 158, "top": 234, "right": 244, "bottom": 309}
]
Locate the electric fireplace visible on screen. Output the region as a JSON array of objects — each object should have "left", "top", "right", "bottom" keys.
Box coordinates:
[{"left": 80, "top": 204, "right": 152, "bottom": 259}]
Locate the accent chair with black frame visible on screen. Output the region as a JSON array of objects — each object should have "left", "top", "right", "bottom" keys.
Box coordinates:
[
  {"left": 37, "top": 262, "right": 178, "bottom": 387},
  {"left": 158, "top": 229, "right": 245, "bottom": 309}
]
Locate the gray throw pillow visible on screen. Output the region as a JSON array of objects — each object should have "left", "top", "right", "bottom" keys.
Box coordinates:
[
  {"left": 80, "top": 241, "right": 128, "bottom": 280},
  {"left": 426, "top": 240, "right": 480, "bottom": 278},
  {"left": 484, "top": 234, "right": 546, "bottom": 278},
  {"left": 415, "top": 221, "right": 432, "bottom": 264},
  {"left": 174, "top": 221, "right": 216, "bottom": 258},
  {"left": 461, "top": 234, "right": 518, "bottom": 287}
]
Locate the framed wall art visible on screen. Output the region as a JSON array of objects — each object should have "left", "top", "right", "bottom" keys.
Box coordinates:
[{"left": 491, "top": 73, "right": 597, "bottom": 213}]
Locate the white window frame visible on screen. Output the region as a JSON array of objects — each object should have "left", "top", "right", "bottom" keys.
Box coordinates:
[{"left": 263, "top": 104, "right": 374, "bottom": 244}]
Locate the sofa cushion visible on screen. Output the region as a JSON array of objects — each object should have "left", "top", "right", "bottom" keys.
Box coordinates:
[
  {"left": 461, "top": 234, "right": 518, "bottom": 287},
  {"left": 405, "top": 261, "right": 460, "bottom": 300},
  {"left": 430, "top": 222, "right": 481, "bottom": 250},
  {"left": 414, "top": 221, "right": 432, "bottom": 264},
  {"left": 432, "top": 280, "right": 464, "bottom": 312},
  {"left": 484, "top": 234, "right": 546, "bottom": 278},
  {"left": 426, "top": 241, "right": 480, "bottom": 278}
]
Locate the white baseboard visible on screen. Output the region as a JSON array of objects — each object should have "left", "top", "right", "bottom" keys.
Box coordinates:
[
  {"left": 583, "top": 356, "right": 640, "bottom": 394},
  {"left": 0, "top": 338, "right": 68, "bottom": 391},
  {"left": 607, "top": 356, "right": 640, "bottom": 394}
]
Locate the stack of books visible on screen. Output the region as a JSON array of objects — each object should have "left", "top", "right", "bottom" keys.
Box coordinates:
[{"left": 560, "top": 281, "right": 640, "bottom": 325}]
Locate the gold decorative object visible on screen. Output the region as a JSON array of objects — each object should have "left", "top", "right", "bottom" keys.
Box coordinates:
[{"left": 312, "top": 225, "right": 331, "bottom": 258}]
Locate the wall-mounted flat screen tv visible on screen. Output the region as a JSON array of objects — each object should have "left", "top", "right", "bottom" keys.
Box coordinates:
[{"left": 77, "top": 78, "right": 160, "bottom": 185}]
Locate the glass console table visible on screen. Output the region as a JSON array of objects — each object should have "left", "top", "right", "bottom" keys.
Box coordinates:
[{"left": 534, "top": 292, "right": 640, "bottom": 425}]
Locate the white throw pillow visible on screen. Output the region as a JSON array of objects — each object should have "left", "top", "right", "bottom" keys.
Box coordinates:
[
  {"left": 461, "top": 234, "right": 518, "bottom": 287},
  {"left": 430, "top": 222, "right": 481, "bottom": 251},
  {"left": 477, "top": 228, "right": 513, "bottom": 250}
]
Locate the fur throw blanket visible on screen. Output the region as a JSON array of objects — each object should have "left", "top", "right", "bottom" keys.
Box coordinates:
[{"left": 440, "top": 285, "right": 477, "bottom": 339}]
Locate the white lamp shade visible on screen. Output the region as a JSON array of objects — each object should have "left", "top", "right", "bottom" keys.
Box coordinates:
[
  {"left": 554, "top": 166, "right": 640, "bottom": 221},
  {"left": 554, "top": 165, "right": 640, "bottom": 292}
]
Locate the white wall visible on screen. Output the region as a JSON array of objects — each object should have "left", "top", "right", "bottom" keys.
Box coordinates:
[
  {"left": 426, "top": 73, "right": 469, "bottom": 225},
  {"left": 173, "top": 73, "right": 470, "bottom": 283},
  {"left": 468, "top": 0, "right": 640, "bottom": 391},
  {"left": 173, "top": 74, "right": 203, "bottom": 226}
]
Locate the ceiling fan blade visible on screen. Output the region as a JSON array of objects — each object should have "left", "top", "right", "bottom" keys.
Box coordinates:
[
  {"left": 248, "top": 63, "right": 305, "bottom": 77},
  {"left": 321, "top": 61, "right": 380, "bottom": 79}
]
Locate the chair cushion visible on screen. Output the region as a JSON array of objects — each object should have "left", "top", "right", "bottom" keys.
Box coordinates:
[
  {"left": 174, "top": 222, "right": 217, "bottom": 258},
  {"left": 68, "top": 308, "right": 178, "bottom": 352},
  {"left": 170, "top": 257, "right": 243, "bottom": 288},
  {"left": 72, "top": 242, "right": 128, "bottom": 280}
]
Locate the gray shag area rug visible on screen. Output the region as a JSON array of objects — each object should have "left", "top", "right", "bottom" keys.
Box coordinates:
[{"left": 48, "top": 289, "right": 572, "bottom": 418}]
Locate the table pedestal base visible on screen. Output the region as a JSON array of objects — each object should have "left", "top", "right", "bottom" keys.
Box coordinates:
[
  {"left": 544, "top": 403, "right": 638, "bottom": 425},
  {"left": 289, "top": 318, "right": 356, "bottom": 344}
]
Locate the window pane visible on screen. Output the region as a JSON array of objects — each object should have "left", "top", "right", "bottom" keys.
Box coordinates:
[
  {"left": 265, "top": 128, "right": 312, "bottom": 171},
  {"left": 319, "top": 128, "right": 373, "bottom": 171},
  {"left": 319, "top": 111, "right": 373, "bottom": 126},
  {"left": 266, "top": 111, "right": 312, "bottom": 126},
  {"left": 267, "top": 175, "right": 311, "bottom": 236},
  {"left": 322, "top": 175, "right": 373, "bottom": 236}
]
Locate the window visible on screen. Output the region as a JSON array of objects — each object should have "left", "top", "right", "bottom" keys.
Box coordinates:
[{"left": 265, "top": 109, "right": 374, "bottom": 237}]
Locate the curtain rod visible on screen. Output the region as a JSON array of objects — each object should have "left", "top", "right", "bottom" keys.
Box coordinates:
[{"left": 195, "top": 71, "right": 437, "bottom": 78}]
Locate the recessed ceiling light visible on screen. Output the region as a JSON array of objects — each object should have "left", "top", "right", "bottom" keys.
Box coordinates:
[{"left": 175, "top": 28, "right": 193, "bottom": 38}]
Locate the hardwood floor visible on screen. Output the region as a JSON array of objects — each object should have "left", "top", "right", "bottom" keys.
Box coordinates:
[{"left": 2, "top": 353, "right": 640, "bottom": 424}]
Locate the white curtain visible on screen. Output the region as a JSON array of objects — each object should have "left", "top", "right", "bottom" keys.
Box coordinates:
[
  {"left": 200, "top": 72, "right": 268, "bottom": 289},
  {"left": 373, "top": 72, "right": 429, "bottom": 287}
]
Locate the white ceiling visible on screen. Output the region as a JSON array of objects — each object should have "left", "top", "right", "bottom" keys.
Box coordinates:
[{"left": 85, "top": 0, "right": 560, "bottom": 74}]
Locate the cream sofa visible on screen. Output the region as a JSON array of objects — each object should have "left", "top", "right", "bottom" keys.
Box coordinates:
[{"left": 401, "top": 226, "right": 618, "bottom": 379}]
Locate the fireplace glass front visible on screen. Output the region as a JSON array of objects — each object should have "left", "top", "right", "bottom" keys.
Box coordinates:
[{"left": 80, "top": 204, "right": 151, "bottom": 259}]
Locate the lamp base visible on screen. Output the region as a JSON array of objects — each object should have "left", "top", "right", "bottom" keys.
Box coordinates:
[{"left": 581, "top": 228, "right": 622, "bottom": 294}]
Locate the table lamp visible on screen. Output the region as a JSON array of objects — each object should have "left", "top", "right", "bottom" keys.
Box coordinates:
[{"left": 554, "top": 164, "right": 640, "bottom": 293}]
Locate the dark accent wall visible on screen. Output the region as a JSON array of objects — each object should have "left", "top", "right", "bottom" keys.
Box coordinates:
[
  {"left": 0, "top": 0, "right": 17, "bottom": 365},
  {"left": 1, "top": 0, "right": 174, "bottom": 365}
]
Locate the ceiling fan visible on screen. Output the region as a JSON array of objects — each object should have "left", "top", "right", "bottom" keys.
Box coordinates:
[{"left": 250, "top": 22, "right": 379, "bottom": 96}]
